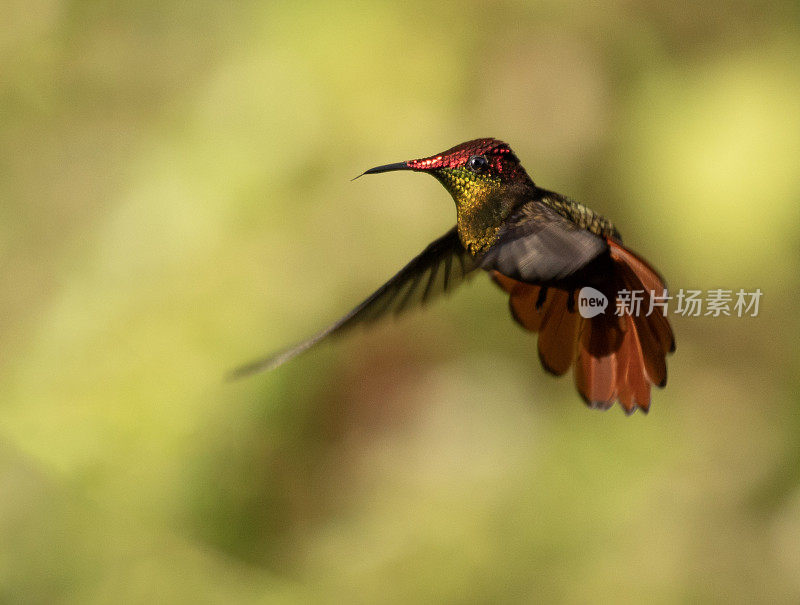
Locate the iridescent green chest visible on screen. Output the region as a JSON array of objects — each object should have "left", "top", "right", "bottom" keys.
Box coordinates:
[{"left": 435, "top": 167, "right": 505, "bottom": 255}]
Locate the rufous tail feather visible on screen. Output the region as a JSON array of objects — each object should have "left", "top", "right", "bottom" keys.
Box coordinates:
[{"left": 492, "top": 238, "right": 674, "bottom": 414}]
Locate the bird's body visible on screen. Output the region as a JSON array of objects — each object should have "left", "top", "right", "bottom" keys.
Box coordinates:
[{"left": 235, "top": 139, "right": 675, "bottom": 414}]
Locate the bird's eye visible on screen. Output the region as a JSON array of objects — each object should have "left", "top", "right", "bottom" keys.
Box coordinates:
[{"left": 467, "top": 155, "right": 489, "bottom": 173}]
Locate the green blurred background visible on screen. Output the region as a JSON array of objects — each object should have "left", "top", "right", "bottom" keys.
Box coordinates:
[{"left": 2, "top": 1, "right": 800, "bottom": 602}]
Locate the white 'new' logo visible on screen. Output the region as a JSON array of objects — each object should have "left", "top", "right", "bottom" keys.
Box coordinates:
[{"left": 578, "top": 287, "right": 608, "bottom": 318}]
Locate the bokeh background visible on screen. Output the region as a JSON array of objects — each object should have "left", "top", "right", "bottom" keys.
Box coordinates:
[{"left": 2, "top": 1, "right": 800, "bottom": 602}]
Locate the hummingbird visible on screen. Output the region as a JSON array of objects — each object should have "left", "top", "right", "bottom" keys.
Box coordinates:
[{"left": 233, "top": 139, "right": 675, "bottom": 414}]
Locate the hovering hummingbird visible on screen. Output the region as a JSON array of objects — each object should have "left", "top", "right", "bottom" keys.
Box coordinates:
[{"left": 233, "top": 139, "right": 675, "bottom": 414}]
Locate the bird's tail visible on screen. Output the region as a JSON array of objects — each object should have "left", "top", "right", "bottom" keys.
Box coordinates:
[{"left": 492, "top": 238, "right": 675, "bottom": 414}]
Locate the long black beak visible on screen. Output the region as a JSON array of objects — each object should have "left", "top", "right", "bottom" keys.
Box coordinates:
[{"left": 352, "top": 161, "right": 411, "bottom": 180}]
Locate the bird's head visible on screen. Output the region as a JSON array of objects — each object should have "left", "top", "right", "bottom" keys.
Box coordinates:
[{"left": 359, "top": 138, "right": 534, "bottom": 214}]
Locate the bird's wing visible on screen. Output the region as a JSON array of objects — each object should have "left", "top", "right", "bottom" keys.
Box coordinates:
[
  {"left": 480, "top": 200, "right": 608, "bottom": 283},
  {"left": 230, "top": 227, "right": 478, "bottom": 378}
]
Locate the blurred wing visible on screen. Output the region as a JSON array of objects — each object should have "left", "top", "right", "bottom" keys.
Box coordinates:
[
  {"left": 480, "top": 201, "right": 608, "bottom": 283},
  {"left": 230, "top": 227, "right": 477, "bottom": 378}
]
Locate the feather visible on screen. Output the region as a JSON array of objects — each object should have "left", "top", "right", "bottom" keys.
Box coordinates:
[
  {"left": 492, "top": 236, "right": 674, "bottom": 413},
  {"left": 481, "top": 201, "right": 608, "bottom": 283},
  {"left": 230, "top": 227, "right": 477, "bottom": 378}
]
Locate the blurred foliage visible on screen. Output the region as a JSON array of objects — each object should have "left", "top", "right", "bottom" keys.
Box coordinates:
[{"left": 2, "top": 0, "right": 800, "bottom": 602}]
